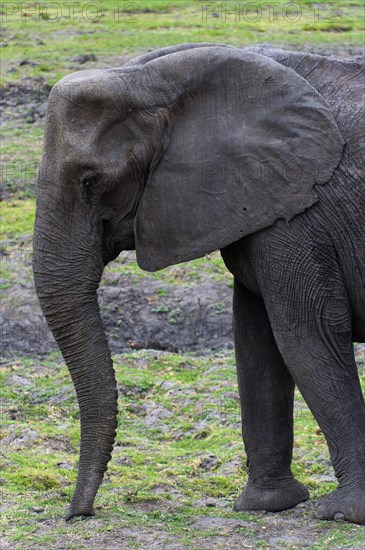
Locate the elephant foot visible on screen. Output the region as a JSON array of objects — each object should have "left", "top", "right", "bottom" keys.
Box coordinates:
[
  {"left": 65, "top": 505, "right": 95, "bottom": 522},
  {"left": 315, "top": 486, "right": 365, "bottom": 525},
  {"left": 234, "top": 478, "right": 309, "bottom": 513}
]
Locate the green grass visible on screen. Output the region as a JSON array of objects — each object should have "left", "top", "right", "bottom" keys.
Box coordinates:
[
  {"left": 104, "top": 249, "right": 233, "bottom": 285},
  {"left": 1, "top": 351, "right": 364, "bottom": 548},
  {"left": 1, "top": 0, "right": 363, "bottom": 85},
  {"left": 1, "top": 200, "right": 36, "bottom": 239},
  {"left": 1, "top": 127, "right": 44, "bottom": 198},
  {"left": 0, "top": 200, "right": 35, "bottom": 285}
]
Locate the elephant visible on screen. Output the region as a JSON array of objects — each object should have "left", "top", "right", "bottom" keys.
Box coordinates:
[{"left": 33, "top": 43, "right": 365, "bottom": 524}]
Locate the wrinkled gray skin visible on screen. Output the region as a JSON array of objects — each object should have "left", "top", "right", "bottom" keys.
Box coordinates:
[{"left": 33, "top": 43, "right": 365, "bottom": 524}]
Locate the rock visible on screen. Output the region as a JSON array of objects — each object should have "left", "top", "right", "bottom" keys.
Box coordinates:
[
  {"left": 32, "top": 506, "right": 45, "bottom": 513},
  {"left": 19, "top": 60, "right": 38, "bottom": 66},
  {"left": 143, "top": 401, "right": 173, "bottom": 422},
  {"left": 150, "top": 484, "right": 172, "bottom": 494},
  {"left": 3, "top": 428, "right": 39, "bottom": 448},
  {"left": 44, "top": 435, "right": 75, "bottom": 453},
  {"left": 198, "top": 454, "right": 221, "bottom": 471},
  {"left": 8, "top": 374, "right": 32, "bottom": 386},
  {"left": 185, "top": 420, "right": 211, "bottom": 440},
  {"left": 158, "top": 380, "right": 177, "bottom": 391},
  {"left": 56, "top": 462, "right": 73, "bottom": 470},
  {"left": 125, "top": 403, "right": 146, "bottom": 416},
  {"left": 72, "top": 54, "right": 98, "bottom": 64},
  {"left": 118, "top": 383, "right": 147, "bottom": 397},
  {"left": 168, "top": 429, "right": 185, "bottom": 441},
  {"left": 114, "top": 456, "right": 134, "bottom": 466},
  {"left": 218, "top": 458, "right": 242, "bottom": 475}
]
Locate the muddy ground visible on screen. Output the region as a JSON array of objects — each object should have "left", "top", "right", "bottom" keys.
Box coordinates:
[{"left": 1, "top": 245, "right": 234, "bottom": 356}]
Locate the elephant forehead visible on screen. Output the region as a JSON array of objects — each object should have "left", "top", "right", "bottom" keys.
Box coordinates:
[
  {"left": 50, "top": 69, "right": 113, "bottom": 103},
  {"left": 44, "top": 72, "right": 142, "bottom": 162},
  {"left": 48, "top": 68, "right": 134, "bottom": 118}
]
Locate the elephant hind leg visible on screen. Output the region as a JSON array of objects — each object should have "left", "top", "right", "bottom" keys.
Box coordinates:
[
  {"left": 265, "top": 281, "right": 365, "bottom": 524},
  {"left": 232, "top": 279, "right": 309, "bottom": 512}
]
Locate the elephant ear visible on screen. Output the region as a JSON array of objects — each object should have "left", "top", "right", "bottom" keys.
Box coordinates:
[
  {"left": 123, "top": 42, "right": 235, "bottom": 67},
  {"left": 133, "top": 47, "right": 344, "bottom": 271}
]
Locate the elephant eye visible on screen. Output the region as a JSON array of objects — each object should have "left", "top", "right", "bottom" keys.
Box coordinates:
[{"left": 83, "top": 174, "right": 98, "bottom": 187}]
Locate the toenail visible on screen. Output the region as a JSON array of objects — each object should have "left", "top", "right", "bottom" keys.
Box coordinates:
[{"left": 334, "top": 512, "right": 344, "bottom": 521}]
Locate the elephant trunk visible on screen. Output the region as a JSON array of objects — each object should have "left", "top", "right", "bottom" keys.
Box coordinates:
[{"left": 33, "top": 200, "right": 118, "bottom": 520}]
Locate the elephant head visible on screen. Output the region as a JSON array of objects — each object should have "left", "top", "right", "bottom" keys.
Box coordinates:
[{"left": 33, "top": 44, "right": 343, "bottom": 520}]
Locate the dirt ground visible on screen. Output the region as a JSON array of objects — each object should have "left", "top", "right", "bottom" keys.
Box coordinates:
[
  {"left": 1, "top": 247, "right": 234, "bottom": 356},
  {"left": 2, "top": 488, "right": 365, "bottom": 549}
]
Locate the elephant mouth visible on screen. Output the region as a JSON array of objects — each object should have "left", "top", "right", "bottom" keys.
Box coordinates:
[{"left": 102, "top": 219, "right": 135, "bottom": 266}]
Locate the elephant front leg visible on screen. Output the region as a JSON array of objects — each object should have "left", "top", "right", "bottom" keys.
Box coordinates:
[
  {"left": 267, "top": 295, "right": 365, "bottom": 525},
  {"left": 233, "top": 280, "right": 309, "bottom": 512}
]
